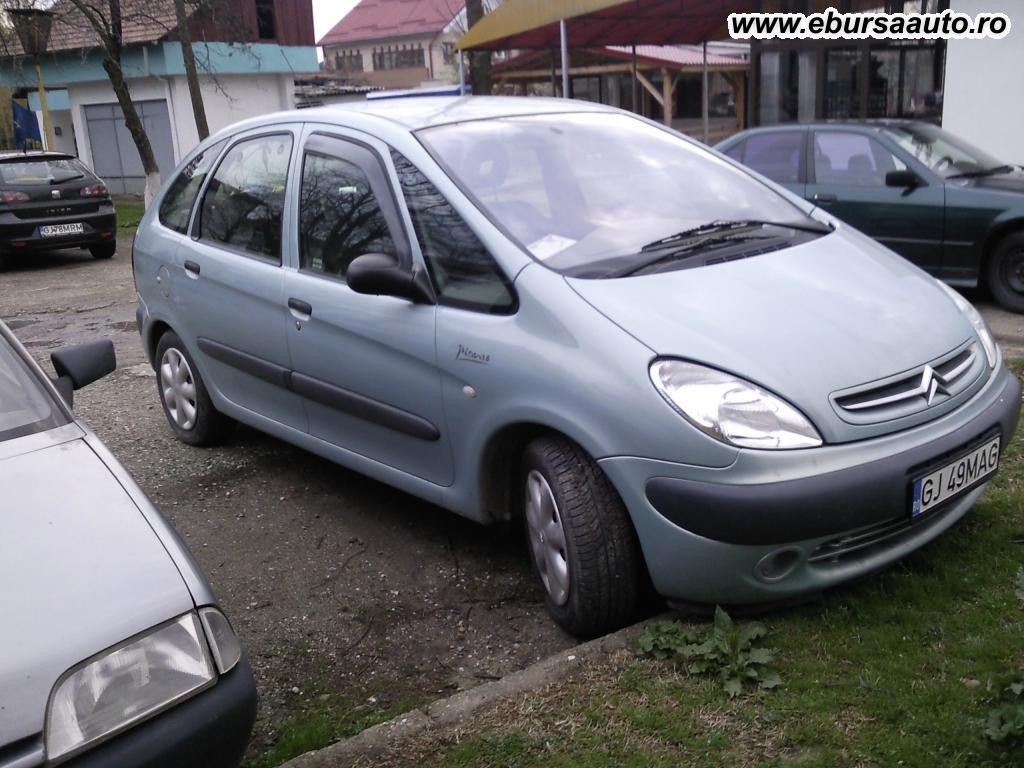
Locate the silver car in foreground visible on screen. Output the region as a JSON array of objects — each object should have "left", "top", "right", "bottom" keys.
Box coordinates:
[
  {"left": 0, "top": 323, "right": 256, "bottom": 766},
  {"left": 134, "top": 97, "right": 1021, "bottom": 637}
]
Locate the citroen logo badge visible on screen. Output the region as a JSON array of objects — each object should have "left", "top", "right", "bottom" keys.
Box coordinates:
[
  {"left": 51, "top": 189, "right": 61, "bottom": 199},
  {"left": 920, "top": 365, "right": 948, "bottom": 406}
]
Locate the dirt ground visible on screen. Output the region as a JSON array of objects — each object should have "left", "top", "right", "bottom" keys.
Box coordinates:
[
  {"left": 3, "top": 242, "right": 1022, "bottom": 760},
  {"left": 0, "top": 242, "right": 577, "bottom": 755}
]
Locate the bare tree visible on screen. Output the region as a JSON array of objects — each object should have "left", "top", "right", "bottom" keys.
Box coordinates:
[{"left": 173, "top": 0, "right": 208, "bottom": 140}]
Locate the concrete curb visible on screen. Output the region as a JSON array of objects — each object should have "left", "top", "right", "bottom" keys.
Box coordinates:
[{"left": 280, "top": 618, "right": 657, "bottom": 768}]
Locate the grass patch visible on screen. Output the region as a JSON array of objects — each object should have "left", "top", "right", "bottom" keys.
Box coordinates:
[
  {"left": 412, "top": 363, "right": 1024, "bottom": 767},
  {"left": 114, "top": 197, "right": 145, "bottom": 232},
  {"left": 244, "top": 693, "right": 422, "bottom": 768}
]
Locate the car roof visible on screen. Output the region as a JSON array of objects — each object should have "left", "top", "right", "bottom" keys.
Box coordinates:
[
  {"left": 729, "top": 119, "right": 937, "bottom": 135},
  {"left": 248, "top": 95, "right": 619, "bottom": 135},
  {"left": 0, "top": 150, "right": 75, "bottom": 163}
]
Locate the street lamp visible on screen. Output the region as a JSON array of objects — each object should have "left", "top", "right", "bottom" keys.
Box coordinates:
[{"left": 8, "top": 7, "right": 55, "bottom": 150}]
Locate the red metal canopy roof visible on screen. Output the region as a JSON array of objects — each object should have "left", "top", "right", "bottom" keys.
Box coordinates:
[{"left": 458, "top": 0, "right": 758, "bottom": 50}]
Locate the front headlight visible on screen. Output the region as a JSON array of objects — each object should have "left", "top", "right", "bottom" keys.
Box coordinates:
[
  {"left": 46, "top": 612, "right": 215, "bottom": 762},
  {"left": 936, "top": 280, "right": 998, "bottom": 368},
  {"left": 650, "top": 360, "right": 822, "bottom": 450}
]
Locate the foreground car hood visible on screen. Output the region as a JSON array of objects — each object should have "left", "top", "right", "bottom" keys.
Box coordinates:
[
  {"left": 567, "top": 228, "right": 975, "bottom": 443},
  {"left": 0, "top": 437, "right": 194, "bottom": 748}
]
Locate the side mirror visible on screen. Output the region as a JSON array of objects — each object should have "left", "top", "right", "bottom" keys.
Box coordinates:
[
  {"left": 885, "top": 170, "right": 923, "bottom": 189},
  {"left": 346, "top": 253, "right": 434, "bottom": 304},
  {"left": 51, "top": 339, "right": 116, "bottom": 407}
]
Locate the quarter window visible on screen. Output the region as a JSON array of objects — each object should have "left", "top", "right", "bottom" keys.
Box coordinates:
[
  {"left": 392, "top": 151, "right": 515, "bottom": 313},
  {"left": 298, "top": 151, "right": 397, "bottom": 278},
  {"left": 159, "top": 140, "right": 225, "bottom": 234},
  {"left": 813, "top": 132, "right": 906, "bottom": 187},
  {"left": 200, "top": 134, "right": 292, "bottom": 260}
]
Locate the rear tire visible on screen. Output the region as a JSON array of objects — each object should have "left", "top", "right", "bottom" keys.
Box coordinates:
[
  {"left": 522, "top": 436, "right": 642, "bottom": 637},
  {"left": 986, "top": 232, "right": 1024, "bottom": 313},
  {"left": 90, "top": 242, "right": 116, "bottom": 260},
  {"left": 155, "top": 330, "right": 234, "bottom": 446}
]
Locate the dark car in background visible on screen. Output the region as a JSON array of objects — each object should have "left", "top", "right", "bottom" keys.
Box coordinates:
[
  {"left": 716, "top": 121, "right": 1024, "bottom": 313},
  {"left": 0, "top": 151, "right": 117, "bottom": 262}
]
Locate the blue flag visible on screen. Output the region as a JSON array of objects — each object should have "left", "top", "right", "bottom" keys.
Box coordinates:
[{"left": 12, "top": 100, "right": 42, "bottom": 150}]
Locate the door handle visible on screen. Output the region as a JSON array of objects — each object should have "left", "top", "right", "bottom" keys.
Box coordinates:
[
  {"left": 288, "top": 298, "right": 313, "bottom": 321},
  {"left": 812, "top": 193, "right": 837, "bottom": 203},
  {"left": 183, "top": 260, "right": 201, "bottom": 278}
]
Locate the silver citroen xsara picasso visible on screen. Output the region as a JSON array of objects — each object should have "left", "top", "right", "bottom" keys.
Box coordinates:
[{"left": 133, "top": 97, "right": 1021, "bottom": 637}]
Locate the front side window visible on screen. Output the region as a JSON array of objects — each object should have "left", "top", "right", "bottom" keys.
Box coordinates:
[
  {"left": 419, "top": 112, "right": 817, "bottom": 278},
  {"left": 200, "top": 134, "right": 292, "bottom": 260},
  {"left": 298, "top": 150, "right": 397, "bottom": 278},
  {"left": 0, "top": 336, "right": 66, "bottom": 442},
  {"left": 813, "top": 132, "right": 906, "bottom": 187},
  {"left": 732, "top": 131, "right": 803, "bottom": 184},
  {"left": 391, "top": 151, "right": 515, "bottom": 313},
  {"left": 159, "top": 140, "right": 225, "bottom": 234}
]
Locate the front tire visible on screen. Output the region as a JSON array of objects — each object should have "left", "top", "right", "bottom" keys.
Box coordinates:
[
  {"left": 155, "top": 331, "right": 234, "bottom": 446},
  {"left": 522, "top": 436, "right": 642, "bottom": 637},
  {"left": 986, "top": 232, "right": 1024, "bottom": 313},
  {"left": 90, "top": 242, "right": 116, "bottom": 260}
]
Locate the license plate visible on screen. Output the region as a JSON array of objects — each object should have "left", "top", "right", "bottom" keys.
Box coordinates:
[
  {"left": 911, "top": 436, "right": 1000, "bottom": 518},
  {"left": 39, "top": 222, "right": 84, "bottom": 237}
]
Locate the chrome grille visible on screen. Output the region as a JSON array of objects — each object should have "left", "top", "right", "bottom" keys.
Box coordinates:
[{"left": 832, "top": 343, "right": 984, "bottom": 425}]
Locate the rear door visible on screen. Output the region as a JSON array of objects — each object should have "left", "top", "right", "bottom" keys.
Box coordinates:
[
  {"left": 721, "top": 129, "right": 806, "bottom": 198},
  {"left": 173, "top": 126, "right": 307, "bottom": 431},
  {"left": 806, "top": 128, "right": 944, "bottom": 271}
]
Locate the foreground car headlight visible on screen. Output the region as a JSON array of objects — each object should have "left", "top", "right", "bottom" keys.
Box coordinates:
[
  {"left": 650, "top": 360, "right": 822, "bottom": 449},
  {"left": 936, "top": 280, "right": 998, "bottom": 368},
  {"left": 46, "top": 611, "right": 236, "bottom": 761}
]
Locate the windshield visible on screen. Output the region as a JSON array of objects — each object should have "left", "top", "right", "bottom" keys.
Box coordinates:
[
  {"left": 0, "top": 335, "right": 66, "bottom": 442},
  {"left": 418, "top": 113, "right": 818, "bottom": 276},
  {"left": 881, "top": 123, "right": 1005, "bottom": 178},
  {"left": 0, "top": 157, "right": 88, "bottom": 185}
]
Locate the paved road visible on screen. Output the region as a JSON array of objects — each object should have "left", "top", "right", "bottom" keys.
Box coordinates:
[
  {"left": 0, "top": 243, "right": 576, "bottom": 755},
  {"left": 3, "top": 244, "right": 1022, "bottom": 757}
]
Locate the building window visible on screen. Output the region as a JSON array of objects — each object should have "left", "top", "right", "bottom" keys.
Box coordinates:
[
  {"left": 372, "top": 44, "right": 425, "bottom": 70},
  {"left": 335, "top": 50, "right": 364, "bottom": 73},
  {"left": 255, "top": 0, "right": 276, "bottom": 40},
  {"left": 442, "top": 42, "right": 455, "bottom": 65},
  {"left": 759, "top": 49, "right": 816, "bottom": 124}
]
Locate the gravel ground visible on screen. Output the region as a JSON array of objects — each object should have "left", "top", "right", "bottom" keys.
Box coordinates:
[
  {"left": 2, "top": 241, "right": 1021, "bottom": 760},
  {"left": 0, "top": 242, "right": 576, "bottom": 757}
]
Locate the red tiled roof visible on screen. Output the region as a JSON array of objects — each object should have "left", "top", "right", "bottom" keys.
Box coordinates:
[{"left": 318, "top": 0, "right": 461, "bottom": 46}]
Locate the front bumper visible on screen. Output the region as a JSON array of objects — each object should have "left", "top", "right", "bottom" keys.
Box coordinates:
[
  {"left": 64, "top": 654, "right": 257, "bottom": 768},
  {"left": 0, "top": 205, "right": 116, "bottom": 254},
  {"left": 601, "top": 366, "right": 1021, "bottom": 606}
]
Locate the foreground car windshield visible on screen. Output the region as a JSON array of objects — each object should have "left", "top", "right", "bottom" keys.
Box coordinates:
[
  {"left": 881, "top": 123, "right": 1006, "bottom": 178},
  {"left": 0, "top": 336, "right": 66, "bottom": 441},
  {"left": 0, "top": 157, "right": 87, "bottom": 185},
  {"left": 418, "top": 112, "right": 818, "bottom": 277}
]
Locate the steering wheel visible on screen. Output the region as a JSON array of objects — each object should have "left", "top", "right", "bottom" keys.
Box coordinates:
[{"left": 934, "top": 155, "right": 954, "bottom": 173}]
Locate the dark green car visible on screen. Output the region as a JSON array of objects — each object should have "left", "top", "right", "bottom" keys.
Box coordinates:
[{"left": 716, "top": 122, "right": 1024, "bottom": 312}]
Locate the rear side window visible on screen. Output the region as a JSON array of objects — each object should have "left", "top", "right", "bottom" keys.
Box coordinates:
[
  {"left": 734, "top": 132, "right": 803, "bottom": 184},
  {"left": 391, "top": 151, "right": 515, "bottom": 314},
  {"left": 159, "top": 140, "right": 225, "bottom": 234},
  {"left": 200, "top": 134, "right": 293, "bottom": 261},
  {"left": 0, "top": 157, "right": 88, "bottom": 184},
  {"left": 298, "top": 151, "right": 398, "bottom": 278}
]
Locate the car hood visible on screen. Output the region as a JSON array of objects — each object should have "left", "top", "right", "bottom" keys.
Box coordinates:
[
  {"left": 566, "top": 227, "right": 975, "bottom": 444},
  {"left": 0, "top": 437, "right": 194, "bottom": 748}
]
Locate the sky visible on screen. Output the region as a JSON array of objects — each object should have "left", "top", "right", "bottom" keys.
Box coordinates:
[{"left": 311, "top": 0, "right": 360, "bottom": 48}]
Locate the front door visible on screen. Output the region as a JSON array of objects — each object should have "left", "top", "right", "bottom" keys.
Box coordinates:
[
  {"left": 174, "top": 128, "right": 307, "bottom": 432},
  {"left": 806, "top": 129, "right": 944, "bottom": 272},
  {"left": 283, "top": 131, "right": 452, "bottom": 485}
]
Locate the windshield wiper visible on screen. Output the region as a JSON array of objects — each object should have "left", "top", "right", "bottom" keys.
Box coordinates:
[
  {"left": 50, "top": 174, "right": 84, "bottom": 184},
  {"left": 948, "top": 164, "right": 1016, "bottom": 179},
  {"left": 639, "top": 218, "right": 831, "bottom": 253},
  {"left": 618, "top": 233, "right": 763, "bottom": 277}
]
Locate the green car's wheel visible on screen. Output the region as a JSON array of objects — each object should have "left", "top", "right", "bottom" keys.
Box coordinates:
[
  {"left": 987, "top": 232, "right": 1024, "bottom": 314},
  {"left": 522, "top": 435, "right": 642, "bottom": 638}
]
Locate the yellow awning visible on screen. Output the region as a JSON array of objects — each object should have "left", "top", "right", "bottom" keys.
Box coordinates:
[{"left": 457, "top": 0, "right": 627, "bottom": 50}]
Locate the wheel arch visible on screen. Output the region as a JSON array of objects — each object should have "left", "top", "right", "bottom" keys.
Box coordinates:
[
  {"left": 980, "top": 216, "right": 1024, "bottom": 279},
  {"left": 145, "top": 319, "right": 173, "bottom": 368}
]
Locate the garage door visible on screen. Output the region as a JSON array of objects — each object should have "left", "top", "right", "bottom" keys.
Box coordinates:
[{"left": 84, "top": 100, "right": 175, "bottom": 195}]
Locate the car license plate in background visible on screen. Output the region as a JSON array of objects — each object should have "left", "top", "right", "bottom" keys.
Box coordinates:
[
  {"left": 911, "top": 436, "right": 1000, "bottom": 519},
  {"left": 39, "top": 223, "right": 84, "bottom": 237}
]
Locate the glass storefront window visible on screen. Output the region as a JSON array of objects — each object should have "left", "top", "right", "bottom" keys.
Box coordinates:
[
  {"left": 759, "top": 50, "right": 816, "bottom": 125},
  {"left": 824, "top": 48, "right": 860, "bottom": 119},
  {"left": 868, "top": 48, "right": 899, "bottom": 117},
  {"left": 902, "top": 47, "right": 941, "bottom": 119}
]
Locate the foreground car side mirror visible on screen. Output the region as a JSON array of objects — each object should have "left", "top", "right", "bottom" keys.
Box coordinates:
[
  {"left": 51, "top": 340, "right": 116, "bottom": 407},
  {"left": 346, "top": 253, "right": 434, "bottom": 304},
  {"left": 885, "top": 170, "right": 923, "bottom": 190}
]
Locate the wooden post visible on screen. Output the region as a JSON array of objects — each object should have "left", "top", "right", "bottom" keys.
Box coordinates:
[{"left": 661, "top": 67, "right": 675, "bottom": 126}]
